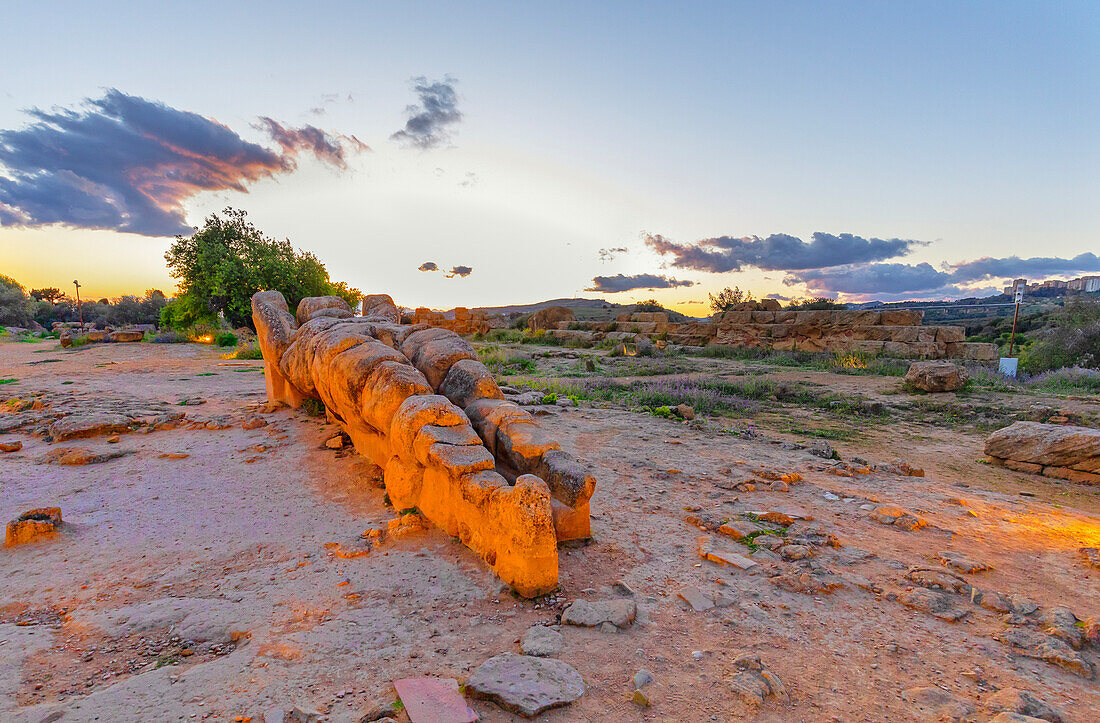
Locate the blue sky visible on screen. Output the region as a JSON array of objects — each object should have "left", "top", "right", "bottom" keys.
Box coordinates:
[{"left": 1, "top": 1, "right": 1098, "bottom": 312}]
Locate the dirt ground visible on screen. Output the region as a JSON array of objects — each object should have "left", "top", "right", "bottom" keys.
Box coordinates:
[{"left": 1, "top": 339, "right": 1099, "bottom": 722}]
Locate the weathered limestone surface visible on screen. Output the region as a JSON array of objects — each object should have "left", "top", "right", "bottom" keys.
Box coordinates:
[
  {"left": 252, "top": 291, "right": 598, "bottom": 596},
  {"left": 904, "top": 361, "right": 970, "bottom": 392},
  {"left": 985, "top": 422, "right": 1100, "bottom": 485},
  {"left": 5, "top": 507, "right": 62, "bottom": 546}
]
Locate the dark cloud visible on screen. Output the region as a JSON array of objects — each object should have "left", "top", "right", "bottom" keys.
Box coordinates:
[
  {"left": 786, "top": 263, "right": 950, "bottom": 294},
  {"left": 256, "top": 117, "right": 368, "bottom": 170},
  {"left": 390, "top": 76, "right": 462, "bottom": 149},
  {"left": 585, "top": 273, "right": 695, "bottom": 293},
  {"left": 764, "top": 293, "right": 791, "bottom": 301},
  {"left": 787, "top": 252, "right": 1100, "bottom": 298},
  {"left": 0, "top": 89, "right": 365, "bottom": 236},
  {"left": 599, "top": 247, "right": 629, "bottom": 262},
  {"left": 445, "top": 265, "right": 473, "bottom": 278},
  {"left": 645, "top": 232, "right": 921, "bottom": 272},
  {"left": 418, "top": 261, "right": 439, "bottom": 272},
  {"left": 948, "top": 253, "right": 1100, "bottom": 282}
]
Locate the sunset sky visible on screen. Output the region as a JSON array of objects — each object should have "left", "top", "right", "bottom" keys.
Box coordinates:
[{"left": 2, "top": 1, "right": 1098, "bottom": 316}]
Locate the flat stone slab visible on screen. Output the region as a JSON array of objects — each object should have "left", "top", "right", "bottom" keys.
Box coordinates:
[
  {"left": 49, "top": 412, "right": 132, "bottom": 441},
  {"left": 393, "top": 677, "right": 478, "bottom": 723},
  {"left": 520, "top": 625, "right": 563, "bottom": 657},
  {"left": 985, "top": 421, "right": 1100, "bottom": 471},
  {"left": 677, "top": 586, "right": 714, "bottom": 612},
  {"left": 467, "top": 653, "right": 584, "bottom": 718},
  {"left": 703, "top": 549, "right": 758, "bottom": 570},
  {"left": 560, "top": 598, "right": 636, "bottom": 629}
]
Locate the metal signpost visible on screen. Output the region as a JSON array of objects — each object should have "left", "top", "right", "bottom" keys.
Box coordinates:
[
  {"left": 1000, "top": 287, "right": 1023, "bottom": 377},
  {"left": 73, "top": 280, "right": 83, "bottom": 332}
]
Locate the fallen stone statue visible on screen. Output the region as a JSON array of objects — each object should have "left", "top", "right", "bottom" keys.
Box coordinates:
[{"left": 251, "top": 290, "right": 596, "bottom": 597}]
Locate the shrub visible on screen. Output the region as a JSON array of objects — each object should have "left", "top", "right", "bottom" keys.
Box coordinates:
[
  {"left": 233, "top": 344, "right": 264, "bottom": 360},
  {"left": 1022, "top": 299, "right": 1100, "bottom": 373},
  {"left": 1026, "top": 367, "right": 1100, "bottom": 394},
  {"left": 214, "top": 331, "right": 238, "bottom": 347}
]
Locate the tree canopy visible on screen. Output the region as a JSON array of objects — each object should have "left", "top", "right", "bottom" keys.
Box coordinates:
[
  {"left": 708, "top": 286, "right": 752, "bottom": 313},
  {"left": 163, "top": 208, "right": 361, "bottom": 330},
  {"left": 0, "top": 274, "right": 33, "bottom": 327}
]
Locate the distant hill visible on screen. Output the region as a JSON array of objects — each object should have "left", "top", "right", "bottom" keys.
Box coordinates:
[{"left": 454, "top": 297, "right": 696, "bottom": 322}]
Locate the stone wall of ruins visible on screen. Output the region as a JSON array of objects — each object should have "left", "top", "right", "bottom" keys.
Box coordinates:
[
  {"left": 251, "top": 291, "right": 596, "bottom": 597},
  {"left": 411, "top": 307, "right": 496, "bottom": 336},
  {"left": 542, "top": 305, "right": 999, "bottom": 361}
]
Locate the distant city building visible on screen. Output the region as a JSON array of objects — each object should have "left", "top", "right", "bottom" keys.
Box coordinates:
[{"left": 1002, "top": 274, "right": 1099, "bottom": 296}]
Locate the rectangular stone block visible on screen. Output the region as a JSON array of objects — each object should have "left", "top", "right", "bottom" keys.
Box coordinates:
[
  {"left": 889, "top": 326, "right": 920, "bottom": 342},
  {"left": 751, "top": 311, "right": 775, "bottom": 323},
  {"left": 721, "top": 310, "right": 752, "bottom": 324},
  {"left": 849, "top": 340, "right": 885, "bottom": 354},
  {"left": 935, "top": 326, "right": 965, "bottom": 343},
  {"left": 881, "top": 309, "right": 923, "bottom": 325}
]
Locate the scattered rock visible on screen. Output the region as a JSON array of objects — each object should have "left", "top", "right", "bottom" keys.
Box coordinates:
[
  {"left": 520, "top": 625, "right": 563, "bottom": 657},
  {"left": 729, "top": 653, "right": 789, "bottom": 707},
  {"left": 718, "top": 520, "right": 759, "bottom": 540},
  {"left": 5, "top": 507, "right": 62, "bottom": 546},
  {"left": 904, "top": 360, "right": 969, "bottom": 392},
  {"left": 42, "top": 446, "right": 132, "bottom": 465},
  {"left": 242, "top": 416, "right": 268, "bottom": 430},
  {"left": 770, "top": 570, "right": 843, "bottom": 595},
  {"left": 977, "top": 590, "right": 1012, "bottom": 613},
  {"left": 674, "top": 404, "right": 694, "bottom": 420},
  {"left": 1041, "top": 606, "right": 1085, "bottom": 649},
  {"left": 869, "top": 505, "right": 927, "bottom": 531},
  {"left": 984, "top": 687, "right": 1066, "bottom": 723},
  {"left": 393, "top": 677, "right": 478, "bottom": 723},
  {"left": 939, "top": 550, "right": 992, "bottom": 573},
  {"left": 325, "top": 434, "right": 346, "bottom": 449},
  {"left": 0, "top": 439, "right": 22, "bottom": 452},
  {"left": 678, "top": 586, "right": 714, "bottom": 612},
  {"left": 897, "top": 588, "right": 968, "bottom": 621},
  {"left": 806, "top": 440, "right": 836, "bottom": 459},
  {"left": 633, "top": 669, "right": 654, "bottom": 689},
  {"left": 903, "top": 686, "right": 975, "bottom": 720},
  {"left": 989, "top": 714, "right": 1048, "bottom": 723},
  {"left": 697, "top": 538, "right": 758, "bottom": 571},
  {"left": 1080, "top": 547, "right": 1100, "bottom": 570},
  {"left": 561, "top": 598, "right": 636, "bottom": 630},
  {"left": 49, "top": 412, "right": 132, "bottom": 440},
  {"left": 466, "top": 653, "right": 585, "bottom": 718},
  {"left": 994, "top": 628, "right": 1094, "bottom": 679},
  {"left": 264, "top": 706, "right": 321, "bottom": 723},
  {"left": 779, "top": 544, "right": 812, "bottom": 560},
  {"left": 387, "top": 513, "right": 429, "bottom": 539},
  {"left": 906, "top": 567, "right": 969, "bottom": 594},
  {"left": 1007, "top": 593, "right": 1038, "bottom": 616}
]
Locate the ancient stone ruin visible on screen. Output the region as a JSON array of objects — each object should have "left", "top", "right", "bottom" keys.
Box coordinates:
[
  {"left": 985, "top": 421, "right": 1100, "bottom": 485},
  {"left": 528, "top": 302, "right": 998, "bottom": 361},
  {"left": 251, "top": 290, "right": 596, "bottom": 597}
]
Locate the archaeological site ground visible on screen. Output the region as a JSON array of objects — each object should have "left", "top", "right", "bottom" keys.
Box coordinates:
[{"left": 1, "top": 299, "right": 1099, "bottom": 723}]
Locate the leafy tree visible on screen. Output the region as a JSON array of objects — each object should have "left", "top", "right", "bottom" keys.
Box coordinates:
[
  {"left": 30, "top": 287, "right": 65, "bottom": 303},
  {"left": 708, "top": 286, "right": 753, "bottom": 313},
  {"left": 0, "top": 274, "right": 33, "bottom": 327},
  {"left": 634, "top": 299, "right": 665, "bottom": 312},
  {"left": 163, "top": 208, "right": 361, "bottom": 329},
  {"left": 787, "top": 297, "right": 847, "bottom": 311}
]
